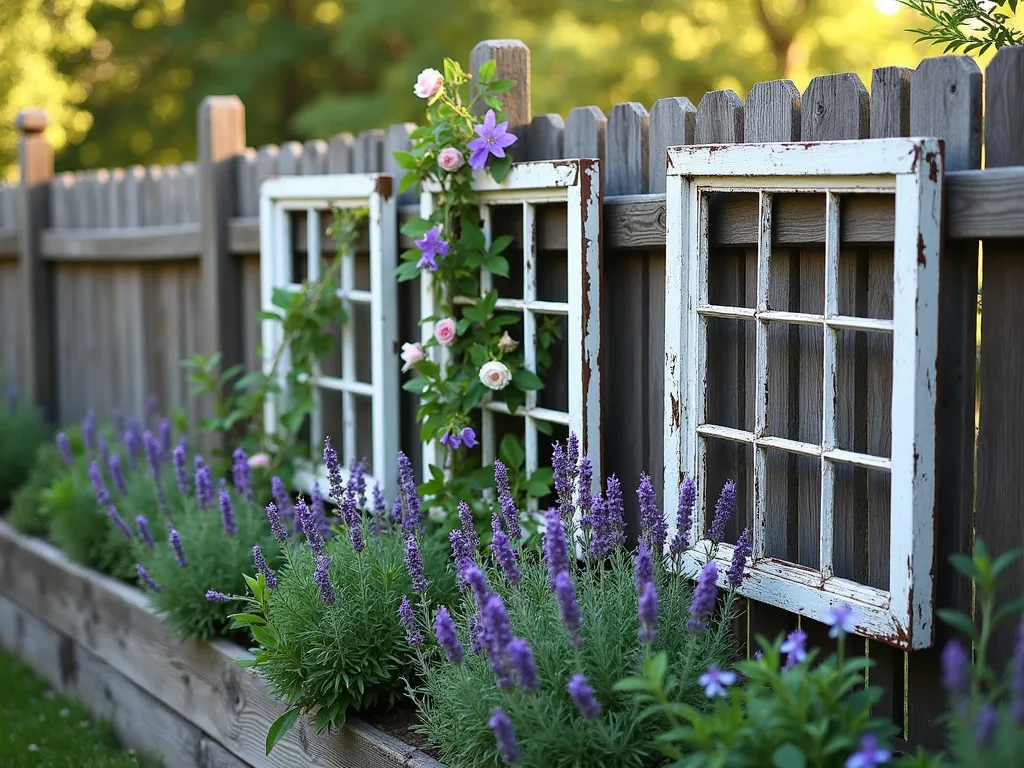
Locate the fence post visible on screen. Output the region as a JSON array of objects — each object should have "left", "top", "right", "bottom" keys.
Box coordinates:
[
  {"left": 470, "top": 40, "right": 531, "bottom": 145},
  {"left": 16, "top": 109, "right": 55, "bottom": 421},
  {"left": 197, "top": 96, "right": 246, "bottom": 442}
]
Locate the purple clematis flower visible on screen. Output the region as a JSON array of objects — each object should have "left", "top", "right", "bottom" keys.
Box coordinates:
[
  {"left": 415, "top": 226, "right": 448, "bottom": 271},
  {"left": 461, "top": 427, "right": 478, "bottom": 449},
  {"left": 699, "top": 665, "right": 737, "bottom": 698},
  {"left": 824, "top": 604, "right": 857, "bottom": 638},
  {"left": 468, "top": 109, "right": 517, "bottom": 170},
  {"left": 440, "top": 431, "right": 462, "bottom": 450},
  {"left": 845, "top": 733, "right": 891, "bottom": 768}
]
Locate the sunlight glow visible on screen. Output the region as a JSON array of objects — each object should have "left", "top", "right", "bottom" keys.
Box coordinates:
[{"left": 874, "top": 0, "right": 903, "bottom": 16}]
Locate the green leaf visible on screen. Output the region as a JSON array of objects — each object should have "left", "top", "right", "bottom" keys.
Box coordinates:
[
  {"left": 228, "top": 613, "right": 266, "bottom": 626},
  {"left": 402, "top": 377, "right": 430, "bottom": 394},
  {"left": 460, "top": 219, "right": 486, "bottom": 251},
  {"left": 478, "top": 59, "right": 497, "bottom": 83},
  {"left": 525, "top": 478, "right": 550, "bottom": 497},
  {"left": 395, "top": 260, "right": 421, "bottom": 282},
  {"left": 513, "top": 368, "right": 544, "bottom": 391},
  {"left": 483, "top": 254, "right": 509, "bottom": 277},
  {"left": 499, "top": 433, "right": 525, "bottom": 469},
  {"left": 991, "top": 548, "right": 1022, "bottom": 577},
  {"left": 489, "top": 234, "right": 514, "bottom": 255},
  {"left": 235, "top": 658, "right": 259, "bottom": 668},
  {"left": 400, "top": 217, "right": 434, "bottom": 238},
  {"left": 490, "top": 78, "right": 516, "bottom": 94},
  {"left": 772, "top": 744, "right": 807, "bottom": 768},
  {"left": 250, "top": 624, "right": 278, "bottom": 648},
  {"left": 489, "top": 154, "right": 513, "bottom": 183},
  {"left": 399, "top": 172, "right": 418, "bottom": 195},
  {"left": 392, "top": 150, "right": 418, "bottom": 170},
  {"left": 938, "top": 608, "right": 979, "bottom": 641},
  {"left": 266, "top": 708, "right": 300, "bottom": 754},
  {"left": 993, "top": 596, "right": 1024, "bottom": 628},
  {"left": 612, "top": 676, "right": 654, "bottom": 693},
  {"left": 949, "top": 553, "right": 981, "bottom": 580}
]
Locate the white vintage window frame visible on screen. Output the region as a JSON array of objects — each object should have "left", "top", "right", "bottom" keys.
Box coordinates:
[
  {"left": 259, "top": 173, "right": 399, "bottom": 500},
  {"left": 419, "top": 160, "right": 602, "bottom": 501},
  {"left": 662, "top": 138, "right": 943, "bottom": 649}
]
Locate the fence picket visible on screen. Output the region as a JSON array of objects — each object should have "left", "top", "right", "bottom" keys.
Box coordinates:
[
  {"left": 564, "top": 107, "right": 606, "bottom": 164},
  {"left": 524, "top": 114, "right": 564, "bottom": 161},
  {"left": 236, "top": 148, "right": 258, "bottom": 217},
  {"left": 328, "top": 134, "right": 355, "bottom": 174},
  {"left": 355, "top": 130, "right": 384, "bottom": 173},
  {"left": 301, "top": 140, "right": 328, "bottom": 175},
  {"left": 648, "top": 98, "right": 696, "bottom": 195}
]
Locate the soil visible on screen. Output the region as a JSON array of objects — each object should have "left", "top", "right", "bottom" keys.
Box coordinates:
[{"left": 362, "top": 701, "right": 442, "bottom": 758}]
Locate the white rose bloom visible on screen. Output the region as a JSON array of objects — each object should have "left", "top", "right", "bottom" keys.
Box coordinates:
[{"left": 478, "top": 360, "right": 513, "bottom": 391}]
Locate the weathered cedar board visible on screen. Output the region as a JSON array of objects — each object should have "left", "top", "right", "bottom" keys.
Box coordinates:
[{"left": 0, "top": 521, "right": 443, "bottom": 768}]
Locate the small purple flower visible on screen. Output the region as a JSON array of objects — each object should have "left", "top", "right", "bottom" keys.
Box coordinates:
[
  {"left": 975, "top": 706, "right": 998, "bottom": 749},
  {"left": 845, "top": 733, "right": 892, "bottom": 768},
  {"left": 135, "top": 515, "right": 154, "bottom": 549},
  {"left": 491, "top": 519, "right": 522, "bottom": 585},
  {"left": 173, "top": 441, "right": 189, "bottom": 495},
  {"left": 83, "top": 411, "right": 96, "bottom": 455},
  {"left": 440, "top": 431, "right": 462, "bottom": 450},
  {"left": 349, "top": 457, "right": 367, "bottom": 508},
  {"left": 941, "top": 639, "right": 970, "bottom": 699},
  {"left": 266, "top": 501, "right": 288, "bottom": 543},
  {"left": 219, "top": 480, "right": 236, "bottom": 536},
  {"left": 709, "top": 480, "right": 736, "bottom": 542},
  {"left": 488, "top": 707, "right": 520, "bottom": 765},
  {"left": 405, "top": 536, "right": 430, "bottom": 593},
  {"left": 567, "top": 433, "right": 579, "bottom": 469},
  {"left": 370, "top": 482, "right": 386, "bottom": 534},
  {"left": 232, "top": 447, "right": 252, "bottom": 501},
  {"left": 699, "top": 665, "right": 737, "bottom": 698},
  {"left": 253, "top": 545, "right": 277, "bottom": 589},
  {"left": 689, "top": 561, "right": 718, "bottom": 634},
  {"left": 577, "top": 457, "right": 594, "bottom": 530},
  {"left": 461, "top": 427, "right": 477, "bottom": 449},
  {"left": 590, "top": 475, "right": 625, "bottom": 558},
  {"left": 635, "top": 542, "right": 653, "bottom": 592},
  {"left": 57, "top": 433, "right": 74, "bottom": 466},
  {"left": 551, "top": 441, "right": 573, "bottom": 510},
  {"left": 507, "top": 638, "right": 538, "bottom": 692},
  {"left": 781, "top": 629, "right": 808, "bottom": 668},
  {"left": 124, "top": 420, "right": 142, "bottom": 470},
  {"left": 727, "top": 528, "right": 752, "bottom": 589},
  {"left": 158, "top": 417, "right": 171, "bottom": 459},
  {"left": 458, "top": 500, "right": 479, "bottom": 551},
  {"left": 494, "top": 461, "right": 522, "bottom": 542},
  {"left": 398, "top": 595, "right": 423, "bottom": 646},
  {"left": 824, "top": 604, "right": 857, "bottom": 639},
  {"left": 462, "top": 562, "right": 490, "bottom": 608},
  {"left": 468, "top": 109, "right": 518, "bottom": 171},
  {"left": 205, "top": 590, "right": 229, "bottom": 603},
  {"left": 297, "top": 495, "right": 325, "bottom": 555},
  {"left": 483, "top": 594, "right": 514, "bottom": 688},
  {"left": 567, "top": 673, "right": 602, "bottom": 719},
  {"left": 543, "top": 507, "right": 569, "bottom": 587},
  {"left": 135, "top": 563, "right": 160, "bottom": 592},
  {"left": 107, "top": 505, "right": 133, "bottom": 540},
  {"left": 314, "top": 554, "right": 335, "bottom": 605},
  {"left": 324, "top": 436, "right": 344, "bottom": 500},
  {"left": 271, "top": 476, "right": 293, "bottom": 523},
  {"left": 108, "top": 453, "right": 127, "bottom": 494},
  {"left": 434, "top": 605, "right": 463, "bottom": 663},
  {"left": 1013, "top": 621, "right": 1024, "bottom": 723},
  {"left": 391, "top": 496, "right": 403, "bottom": 526},
  {"left": 450, "top": 528, "right": 474, "bottom": 584},
  {"left": 88, "top": 461, "right": 111, "bottom": 507},
  {"left": 398, "top": 452, "right": 422, "bottom": 536},
  {"left": 670, "top": 476, "right": 696, "bottom": 556},
  {"left": 169, "top": 528, "right": 188, "bottom": 567},
  {"left": 194, "top": 457, "right": 213, "bottom": 509},
  {"left": 470, "top": 612, "right": 486, "bottom": 654},
  {"left": 414, "top": 226, "right": 449, "bottom": 271},
  {"left": 554, "top": 570, "right": 583, "bottom": 647},
  {"left": 639, "top": 579, "right": 658, "bottom": 645},
  {"left": 341, "top": 479, "right": 364, "bottom": 553},
  {"left": 638, "top": 472, "right": 667, "bottom": 552}
]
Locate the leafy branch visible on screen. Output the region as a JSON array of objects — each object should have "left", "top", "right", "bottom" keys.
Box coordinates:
[{"left": 897, "top": 0, "right": 1024, "bottom": 54}]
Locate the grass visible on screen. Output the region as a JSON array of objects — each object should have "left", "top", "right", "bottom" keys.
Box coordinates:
[{"left": 0, "top": 650, "right": 144, "bottom": 767}]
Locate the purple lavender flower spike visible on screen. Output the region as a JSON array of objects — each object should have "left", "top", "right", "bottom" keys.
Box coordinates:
[
  {"left": 350, "top": 457, "right": 367, "bottom": 508},
  {"left": 823, "top": 604, "right": 857, "bottom": 639},
  {"left": 669, "top": 476, "right": 696, "bottom": 556},
  {"left": 434, "top": 606, "right": 463, "bottom": 663},
  {"left": 135, "top": 515, "right": 154, "bottom": 549},
  {"left": 108, "top": 453, "right": 127, "bottom": 494},
  {"left": 462, "top": 562, "right": 490, "bottom": 608},
  {"left": 590, "top": 476, "right": 625, "bottom": 559},
  {"left": 709, "top": 480, "right": 736, "bottom": 543},
  {"left": 414, "top": 226, "right": 449, "bottom": 271},
  {"left": 638, "top": 472, "right": 667, "bottom": 552},
  {"left": 232, "top": 447, "right": 252, "bottom": 501},
  {"left": 567, "top": 433, "right": 579, "bottom": 471},
  {"left": 271, "top": 476, "right": 293, "bottom": 524},
  {"left": 311, "top": 485, "right": 330, "bottom": 537},
  {"left": 577, "top": 457, "right": 593, "bottom": 531},
  {"left": 468, "top": 109, "right": 518, "bottom": 170},
  {"left": 494, "top": 459, "right": 512, "bottom": 497},
  {"left": 543, "top": 507, "right": 569, "bottom": 588},
  {"left": 342, "top": 481, "right": 364, "bottom": 553},
  {"left": 136, "top": 563, "right": 160, "bottom": 592},
  {"left": 252, "top": 545, "right": 277, "bottom": 589},
  {"left": 781, "top": 629, "right": 808, "bottom": 668},
  {"left": 391, "top": 496, "right": 403, "bottom": 526},
  {"left": 635, "top": 542, "right": 653, "bottom": 592},
  {"left": 405, "top": 536, "right": 430, "bottom": 593},
  {"left": 688, "top": 561, "right": 718, "bottom": 634},
  {"left": 323, "top": 436, "right": 344, "bottom": 501},
  {"left": 699, "top": 665, "right": 737, "bottom": 698},
  {"left": 169, "top": 528, "right": 188, "bottom": 567},
  {"left": 975, "top": 706, "right": 998, "bottom": 748},
  {"left": 372, "top": 482, "right": 385, "bottom": 519},
  {"left": 458, "top": 500, "right": 479, "bottom": 551},
  {"left": 112, "top": 409, "right": 125, "bottom": 435},
  {"left": 846, "top": 733, "right": 892, "bottom": 768},
  {"left": 567, "top": 674, "right": 602, "bottom": 719},
  {"left": 158, "top": 417, "right": 171, "bottom": 460},
  {"left": 107, "top": 505, "right": 133, "bottom": 540},
  {"left": 83, "top": 411, "right": 96, "bottom": 455},
  {"left": 297, "top": 495, "right": 325, "bottom": 556},
  {"left": 491, "top": 518, "right": 522, "bottom": 585},
  {"left": 1013, "top": 621, "right": 1024, "bottom": 723},
  {"left": 488, "top": 707, "right": 520, "bottom": 765},
  {"left": 57, "top": 432, "right": 74, "bottom": 466},
  {"left": 125, "top": 418, "right": 143, "bottom": 469},
  {"left": 144, "top": 430, "right": 167, "bottom": 506},
  {"left": 399, "top": 595, "right": 423, "bottom": 646},
  {"left": 172, "top": 440, "right": 188, "bottom": 495},
  {"left": 470, "top": 613, "right": 486, "bottom": 654},
  {"left": 551, "top": 441, "right": 572, "bottom": 513},
  {"left": 206, "top": 590, "right": 229, "bottom": 603},
  {"left": 397, "top": 452, "right": 422, "bottom": 536},
  {"left": 314, "top": 555, "right": 335, "bottom": 605},
  {"left": 727, "top": 528, "right": 752, "bottom": 589},
  {"left": 266, "top": 501, "right": 288, "bottom": 543},
  {"left": 507, "top": 638, "right": 538, "bottom": 693},
  {"left": 639, "top": 579, "right": 659, "bottom": 645},
  {"left": 88, "top": 461, "right": 111, "bottom": 507},
  {"left": 450, "top": 528, "right": 473, "bottom": 573},
  {"left": 194, "top": 457, "right": 213, "bottom": 509},
  {"left": 941, "top": 639, "right": 970, "bottom": 700},
  {"left": 482, "top": 593, "right": 514, "bottom": 687},
  {"left": 554, "top": 570, "right": 583, "bottom": 647},
  {"left": 219, "top": 479, "right": 236, "bottom": 535}
]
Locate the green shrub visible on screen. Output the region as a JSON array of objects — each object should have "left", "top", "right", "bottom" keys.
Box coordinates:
[
  {"left": 9, "top": 441, "right": 67, "bottom": 536},
  {"left": 0, "top": 393, "right": 51, "bottom": 510}
]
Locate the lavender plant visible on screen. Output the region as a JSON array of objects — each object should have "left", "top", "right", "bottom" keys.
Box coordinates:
[
  {"left": 403, "top": 436, "right": 739, "bottom": 767},
  {"left": 0, "top": 388, "right": 50, "bottom": 511},
  {"left": 228, "top": 438, "right": 456, "bottom": 754}
]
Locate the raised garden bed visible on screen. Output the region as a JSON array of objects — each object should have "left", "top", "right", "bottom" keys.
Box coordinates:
[{"left": 0, "top": 520, "right": 443, "bottom": 768}]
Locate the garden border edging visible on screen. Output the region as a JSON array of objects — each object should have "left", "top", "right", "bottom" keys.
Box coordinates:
[{"left": 0, "top": 520, "right": 444, "bottom": 768}]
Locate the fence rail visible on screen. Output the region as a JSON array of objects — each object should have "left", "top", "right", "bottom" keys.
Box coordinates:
[{"left": 2, "top": 38, "right": 1023, "bottom": 751}]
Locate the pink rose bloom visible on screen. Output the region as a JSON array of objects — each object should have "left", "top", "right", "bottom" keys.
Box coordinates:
[
  {"left": 438, "top": 147, "right": 465, "bottom": 173},
  {"left": 414, "top": 68, "right": 444, "bottom": 99},
  {"left": 434, "top": 317, "right": 457, "bottom": 347},
  {"left": 247, "top": 452, "right": 271, "bottom": 469},
  {"left": 401, "top": 341, "right": 426, "bottom": 372}
]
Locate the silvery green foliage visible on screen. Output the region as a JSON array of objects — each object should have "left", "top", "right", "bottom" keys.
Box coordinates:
[{"left": 0, "top": 392, "right": 51, "bottom": 512}]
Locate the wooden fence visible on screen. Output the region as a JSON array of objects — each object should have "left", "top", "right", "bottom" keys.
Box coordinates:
[{"left": 3, "top": 38, "right": 1024, "bottom": 750}]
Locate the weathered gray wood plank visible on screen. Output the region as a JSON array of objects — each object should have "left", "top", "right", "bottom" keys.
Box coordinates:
[
  {"left": 648, "top": 97, "right": 695, "bottom": 194},
  {"left": 470, "top": 39, "right": 530, "bottom": 141},
  {"left": 606, "top": 103, "right": 649, "bottom": 196},
  {"left": 40, "top": 225, "right": 201, "bottom": 260},
  {"left": 564, "top": 106, "right": 606, "bottom": 164},
  {"left": 524, "top": 114, "right": 564, "bottom": 161}
]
